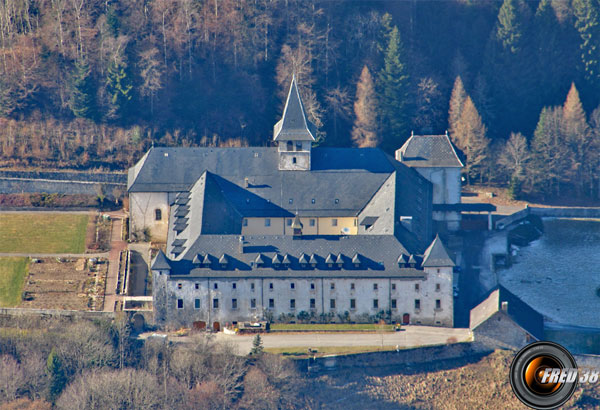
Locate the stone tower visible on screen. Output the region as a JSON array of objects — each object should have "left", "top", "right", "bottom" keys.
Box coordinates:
[{"left": 273, "top": 76, "right": 316, "bottom": 171}]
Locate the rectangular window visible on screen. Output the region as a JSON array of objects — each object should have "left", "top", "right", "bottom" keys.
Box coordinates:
[
  {"left": 350, "top": 283, "right": 355, "bottom": 291},
  {"left": 195, "top": 283, "right": 199, "bottom": 290},
  {"left": 350, "top": 299, "right": 356, "bottom": 310},
  {"left": 269, "top": 283, "right": 274, "bottom": 290},
  {"left": 353, "top": 219, "right": 357, "bottom": 227},
  {"left": 287, "top": 218, "right": 292, "bottom": 226},
  {"left": 242, "top": 218, "right": 248, "bottom": 227},
  {"left": 290, "top": 299, "right": 296, "bottom": 310},
  {"left": 251, "top": 283, "right": 255, "bottom": 291},
  {"left": 330, "top": 282, "right": 335, "bottom": 290},
  {"left": 436, "top": 283, "right": 441, "bottom": 292},
  {"left": 296, "top": 142, "right": 302, "bottom": 151},
  {"left": 310, "top": 283, "right": 315, "bottom": 290},
  {"left": 391, "top": 299, "right": 397, "bottom": 309},
  {"left": 155, "top": 209, "right": 162, "bottom": 221},
  {"left": 250, "top": 298, "right": 256, "bottom": 309},
  {"left": 269, "top": 298, "right": 275, "bottom": 309},
  {"left": 265, "top": 218, "right": 271, "bottom": 227},
  {"left": 309, "top": 219, "right": 315, "bottom": 227},
  {"left": 391, "top": 283, "right": 396, "bottom": 291},
  {"left": 177, "top": 299, "right": 183, "bottom": 309},
  {"left": 214, "top": 283, "right": 218, "bottom": 290},
  {"left": 310, "top": 298, "right": 316, "bottom": 309},
  {"left": 414, "top": 299, "right": 421, "bottom": 310},
  {"left": 177, "top": 283, "right": 182, "bottom": 289},
  {"left": 232, "top": 299, "right": 238, "bottom": 309},
  {"left": 194, "top": 299, "right": 200, "bottom": 309},
  {"left": 232, "top": 283, "right": 237, "bottom": 289},
  {"left": 290, "top": 283, "right": 295, "bottom": 289},
  {"left": 373, "top": 283, "right": 378, "bottom": 290},
  {"left": 436, "top": 299, "right": 441, "bottom": 309},
  {"left": 373, "top": 299, "right": 379, "bottom": 309},
  {"left": 331, "top": 218, "right": 338, "bottom": 227},
  {"left": 330, "top": 299, "right": 336, "bottom": 309},
  {"left": 213, "top": 299, "right": 219, "bottom": 309},
  {"left": 414, "top": 283, "right": 419, "bottom": 292}
]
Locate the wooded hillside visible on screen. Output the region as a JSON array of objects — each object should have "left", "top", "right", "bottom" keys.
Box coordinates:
[{"left": 0, "top": 0, "right": 599, "bottom": 198}]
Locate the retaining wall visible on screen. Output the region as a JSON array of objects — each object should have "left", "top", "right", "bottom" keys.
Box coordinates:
[
  {"left": 0, "top": 170, "right": 126, "bottom": 197},
  {"left": 299, "top": 341, "right": 492, "bottom": 373}
]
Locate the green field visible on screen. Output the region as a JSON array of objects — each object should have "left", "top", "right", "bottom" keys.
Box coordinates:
[
  {"left": 270, "top": 323, "right": 396, "bottom": 332},
  {"left": 0, "top": 213, "right": 88, "bottom": 253},
  {"left": 0, "top": 257, "right": 28, "bottom": 307}
]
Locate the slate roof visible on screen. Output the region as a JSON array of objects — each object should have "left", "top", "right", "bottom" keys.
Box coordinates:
[
  {"left": 151, "top": 250, "right": 171, "bottom": 270},
  {"left": 161, "top": 235, "right": 426, "bottom": 279},
  {"left": 421, "top": 234, "right": 455, "bottom": 267},
  {"left": 273, "top": 76, "right": 316, "bottom": 141},
  {"left": 396, "top": 134, "right": 463, "bottom": 168},
  {"left": 470, "top": 286, "right": 544, "bottom": 340}
]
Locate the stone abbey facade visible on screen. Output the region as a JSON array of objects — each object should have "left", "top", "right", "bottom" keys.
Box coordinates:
[{"left": 128, "top": 77, "right": 459, "bottom": 329}]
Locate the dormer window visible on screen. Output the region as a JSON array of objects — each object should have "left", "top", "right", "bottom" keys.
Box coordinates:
[
  {"left": 352, "top": 253, "right": 361, "bottom": 268},
  {"left": 299, "top": 253, "right": 309, "bottom": 268},
  {"left": 255, "top": 254, "right": 266, "bottom": 268},
  {"left": 272, "top": 254, "right": 283, "bottom": 268},
  {"left": 219, "top": 254, "right": 229, "bottom": 269}
]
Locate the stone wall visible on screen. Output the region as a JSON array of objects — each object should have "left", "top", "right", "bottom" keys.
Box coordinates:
[
  {"left": 0, "top": 170, "right": 126, "bottom": 198},
  {"left": 299, "top": 341, "right": 492, "bottom": 373}
]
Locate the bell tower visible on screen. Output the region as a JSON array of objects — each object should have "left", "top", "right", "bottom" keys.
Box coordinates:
[{"left": 273, "top": 76, "right": 316, "bottom": 171}]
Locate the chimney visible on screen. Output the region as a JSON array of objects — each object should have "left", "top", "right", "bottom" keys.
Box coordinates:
[
  {"left": 501, "top": 301, "right": 508, "bottom": 312},
  {"left": 244, "top": 177, "right": 249, "bottom": 188},
  {"left": 239, "top": 236, "right": 244, "bottom": 253}
]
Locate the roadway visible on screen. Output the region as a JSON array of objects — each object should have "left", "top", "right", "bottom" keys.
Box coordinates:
[{"left": 210, "top": 326, "right": 472, "bottom": 355}]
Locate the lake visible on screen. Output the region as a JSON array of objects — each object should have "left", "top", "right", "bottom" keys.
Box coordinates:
[{"left": 499, "top": 218, "right": 600, "bottom": 329}]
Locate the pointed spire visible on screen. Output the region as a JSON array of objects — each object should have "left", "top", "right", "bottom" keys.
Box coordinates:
[
  {"left": 273, "top": 76, "right": 316, "bottom": 141},
  {"left": 422, "top": 234, "right": 456, "bottom": 267},
  {"left": 151, "top": 249, "right": 171, "bottom": 271}
]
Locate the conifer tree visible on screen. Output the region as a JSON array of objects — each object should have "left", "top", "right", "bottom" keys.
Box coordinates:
[
  {"left": 573, "top": 0, "right": 600, "bottom": 98},
  {"left": 69, "top": 59, "right": 96, "bottom": 120},
  {"left": 562, "top": 83, "right": 592, "bottom": 195},
  {"left": 531, "top": 106, "right": 570, "bottom": 196},
  {"left": 105, "top": 58, "right": 133, "bottom": 121},
  {"left": 453, "top": 96, "right": 490, "bottom": 184},
  {"left": 46, "top": 348, "right": 66, "bottom": 403},
  {"left": 448, "top": 76, "right": 467, "bottom": 138},
  {"left": 483, "top": 0, "right": 535, "bottom": 137},
  {"left": 534, "top": 0, "right": 564, "bottom": 104},
  {"left": 352, "top": 65, "right": 379, "bottom": 147},
  {"left": 378, "top": 26, "right": 410, "bottom": 151},
  {"left": 250, "top": 334, "right": 264, "bottom": 355}
]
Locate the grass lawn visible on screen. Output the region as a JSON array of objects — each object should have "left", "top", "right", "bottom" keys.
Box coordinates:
[
  {"left": 264, "top": 345, "right": 398, "bottom": 358},
  {"left": 0, "top": 213, "right": 88, "bottom": 253},
  {"left": 270, "top": 323, "right": 396, "bottom": 332},
  {"left": 0, "top": 257, "right": 28, "bottom": 307}
]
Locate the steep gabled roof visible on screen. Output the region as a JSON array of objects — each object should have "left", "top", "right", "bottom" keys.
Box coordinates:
[
  {"left": 422, "top": 234, "right": 455, "bottom": 267},
  {"left": 470, "top": 286, "right": 544, "bottom": 340},
  {"left": 151, "top": 250, "right": 171, "bottom": 270},
  {"left": 273, "top": 76, "right": 316, "bottom": 141},
  {"left": 396, "top": 134, "right": 463, "bottom": 168}
]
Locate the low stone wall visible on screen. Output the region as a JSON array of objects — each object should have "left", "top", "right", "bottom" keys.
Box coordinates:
[
  {"left": 0, "top": 170, "right": 126, "bottom": 184},
  {"left": 0, "top": 307, "right": 114, "bottom": 320},
  {"left": 299, "top": 341, "right": 492, "bottom": 373},
  {"left": 529, "top": 207, "right": 600, "bottom": 218},
  {"left": 0, "top": 178, "right": 125, "bottom": 197}
]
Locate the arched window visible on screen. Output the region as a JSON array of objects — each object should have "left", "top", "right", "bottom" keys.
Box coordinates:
[
  {"left": 155, "top": 208, "right": 162, "bottom": 221},
  {"left": 286, "top": 141, "right": 293, "bottom": 151}
]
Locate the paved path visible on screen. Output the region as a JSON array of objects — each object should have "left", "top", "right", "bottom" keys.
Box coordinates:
[
  {"left": 211, "top": 326, "right": 472, "bottom": 355},
  {"left": 128, "top": 243, "right": 151, "bottom": 296},
  {"left": 103, "top": 217, "right": 127, "bottom": 312}
]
